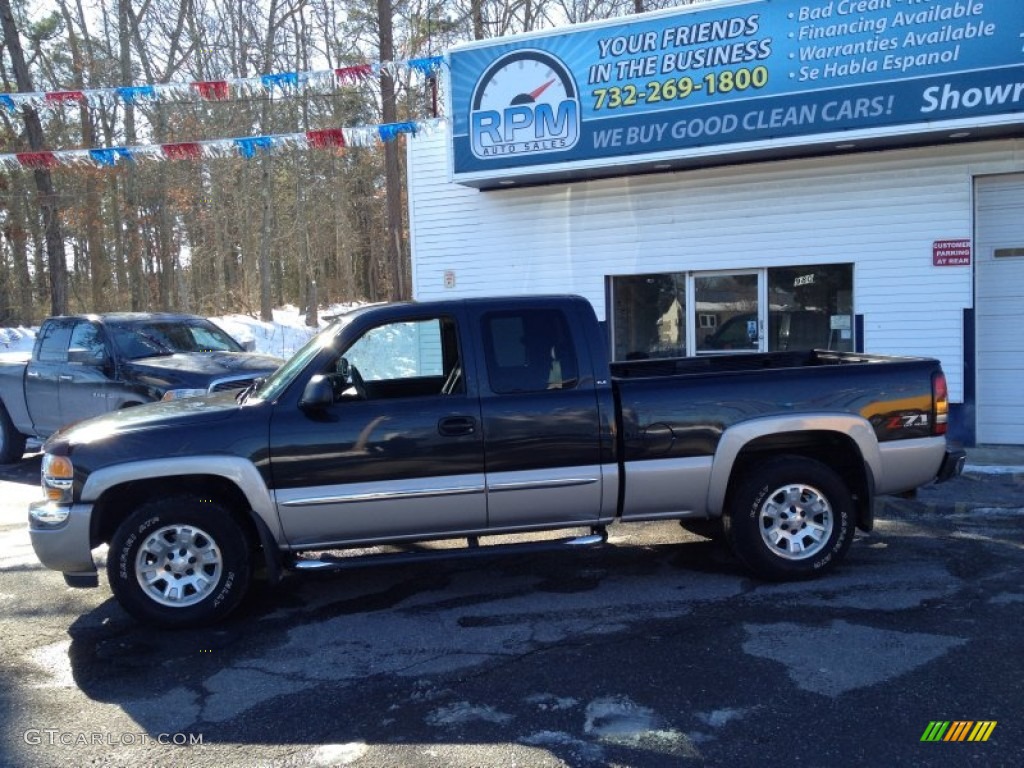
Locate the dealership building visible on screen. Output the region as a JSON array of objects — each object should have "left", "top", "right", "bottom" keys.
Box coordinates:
[{"left": 406, "top": 0, "right": 1024, "bottom": 445}]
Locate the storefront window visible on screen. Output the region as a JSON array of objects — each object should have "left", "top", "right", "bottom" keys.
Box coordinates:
[
  {"left": 609, "top": 264, "right": 854, "bottom": 360},
  {"left": 609, "top": 273, "right": 686, "bottom": 360},
  {"left": 766, "top": 264, "right": 853, "bottom": 352},
  {"left": 695, "top": 273, "right": 759, "bottom": 353}
]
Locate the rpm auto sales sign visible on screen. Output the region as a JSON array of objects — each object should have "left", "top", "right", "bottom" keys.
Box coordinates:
[{"left": 933, "top": 239, "right": 972, "bottom": 266}]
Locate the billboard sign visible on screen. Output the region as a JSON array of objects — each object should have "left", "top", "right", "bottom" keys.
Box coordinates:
[{"left": 448, "top": 0, "right": 1024, "bottom": 184}]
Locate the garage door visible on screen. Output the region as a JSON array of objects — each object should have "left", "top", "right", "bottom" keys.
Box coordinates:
[{"left": 975, "top": 174, "right": 1024, "bottom": 445}]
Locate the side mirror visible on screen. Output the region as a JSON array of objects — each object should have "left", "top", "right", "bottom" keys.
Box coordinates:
[
  {"left": 241, "top": 339, "right": 256, "bottom": 352},
  {"left": 299, "top": 374, "right": 334, "bottom": 411},
  {"left": 68, "top": 348, "right": 105, "bottom": 366},
  {"left": 337, "top": 356, "right": 352, "bottom": 382}
]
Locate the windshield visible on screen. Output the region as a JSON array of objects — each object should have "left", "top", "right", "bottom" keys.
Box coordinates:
[
  {"left": 252, "top": 320, "right": 345, "bottom": 402},
  {"left": 112, "top": 320, "right": 244, "bottom": 360}
]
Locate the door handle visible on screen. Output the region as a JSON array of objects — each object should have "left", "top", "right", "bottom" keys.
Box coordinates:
[
  {"left": 26, "top": 371, "right": 40, "bottom": 379},
  {"left": 438, "top": 416, "right": 476, "bottom": 437},
  {"left": 59, "top": 375, "right": 74, "bottom": 382}
]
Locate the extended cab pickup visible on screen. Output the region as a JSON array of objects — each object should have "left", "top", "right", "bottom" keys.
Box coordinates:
[
  {"left": 28, "top": 296, "right": 965, "bottom": 626},
  {"left": 0, "top": 313, "right": 283, "bottom": 463}
]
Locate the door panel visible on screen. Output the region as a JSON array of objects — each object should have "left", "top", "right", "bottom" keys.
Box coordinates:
[
  {"left": 268, "top": 313, "right": 485, "bottom": 547},
  {"left": 25, "top": 320, "right": 74, "bottom": 435},
  {"left": 476, "top": 308, "right": 606, "bottom": 528},
  {"left": 270, "top": 394, "right": 485, "bottom": 547},
  {"left": 60, "top": 321, "right": 116, "bottom": 424}
]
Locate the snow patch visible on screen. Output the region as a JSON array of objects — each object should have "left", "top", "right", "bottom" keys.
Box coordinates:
[
  {"left": 426, "top": 701, "right": 513, "bottom": 727},
  {"left": 310, "top": 743, "right": 367, "bottom": 766},
  {"left": 524, "top": 693, "right": 578, "bottom": 711},
  {"left": 30, "top": 640, "right": 76, "bottom": 688}
]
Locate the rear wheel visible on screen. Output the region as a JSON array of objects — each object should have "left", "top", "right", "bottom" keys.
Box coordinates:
[
  {"left": 724, "top": 456, "right": 854, "bottom": 580},
  {"left": 107, "top": 495, "right": 252, "bottom": 627},
  {"left": 0, "top": 402, "right": 27, "bottom": 464}
]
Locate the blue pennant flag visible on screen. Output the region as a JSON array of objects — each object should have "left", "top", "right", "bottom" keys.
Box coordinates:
[
  {"left": 407, "top": 57, "right": 443, "bottom": 77},
  {"left": 0, "top": 95, "right": 16, "bottom": 112},
  {"left": 234, "top": 136, "right": 275, "bottom": 158},
  {"left": 89, "top": 147, "right": 133, "bottom": 166},
  {"left": 116, "top": 86, "right": 156, "bottom": 104},
  {"left": 261, "top": 72, "right": 299, "bottom": 91},
  {"left": 378, "top": 122, "right": 417, "bottom": 143}
]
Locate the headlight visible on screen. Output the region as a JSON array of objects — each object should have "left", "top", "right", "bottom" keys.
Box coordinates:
[
  {"left": 161, "top": 388, "right": 207, "bottom": 402},
  {"left": 41, "top": 453, "right": 74, "bottom": 504}
]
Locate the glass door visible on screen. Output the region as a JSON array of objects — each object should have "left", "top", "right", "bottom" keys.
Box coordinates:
[{"left": 692, "top": 271, "right": 764, "bottom": 354}]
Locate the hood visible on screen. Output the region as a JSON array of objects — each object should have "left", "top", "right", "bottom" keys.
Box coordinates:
[
  {"left": 48, "top": 391, "right": 245, "bottom": 452},
  {"left": 122, "top": 351, "right": 283, "bottom": 389}
]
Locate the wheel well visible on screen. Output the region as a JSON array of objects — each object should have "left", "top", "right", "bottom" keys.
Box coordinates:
[
  {"left": 92, "top": 474, "right": 260, "bottom": 550},
  {"left": 727, "top": 430, "right": 872, "bottom": 527}
]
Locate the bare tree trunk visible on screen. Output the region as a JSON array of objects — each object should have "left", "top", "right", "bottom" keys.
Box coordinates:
[
  {"left": 377, "top": 0, "right": 407, "bottom": 300},
  {"left": 258, "top": 158, "right": 274, "bottom": 321},
  {"left": 471, "top": 0, "right": 484, "bottom": 39},
  {"left": 7, "top": 178, "right": 34, "bottom": 322},
  {"left": 0, "top": 0, "right": 68, "bottom": 316},
  {"left": 118, "top": 0, "right": 144, "bottom": 310},
  {"left": 58, "top": 0, "right": 109, "bottom": 311}
]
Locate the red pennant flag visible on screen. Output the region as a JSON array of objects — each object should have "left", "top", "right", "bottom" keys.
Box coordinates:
[
  {"left": 306, "top": 129, "right": 346, "bottom": 149},
  {"left": 334, "top": 65, "right": 373, "bottom": 85},
  {"left": 162, "top": 142, "right": 203, "bottom": 159},
  {"left": 192, "top": 81, "right": 230, "bottom": 100},
  {"left": 16, "top": 151, "right": 58, "bottom": 168},
  {"left": 45, "top": 91, "right": 85, "bottom": 105}
]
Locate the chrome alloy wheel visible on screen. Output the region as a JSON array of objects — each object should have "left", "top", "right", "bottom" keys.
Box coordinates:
[
  {"left": 135, "top": 524, "right": 223, "bottom": 607},
  {"left": 757, "top": 482, "right": 834, "bottom": 560}
]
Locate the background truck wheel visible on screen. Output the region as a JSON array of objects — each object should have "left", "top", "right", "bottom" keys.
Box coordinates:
[
  {"left": 724, "top": 455, "right": 854, "bottom": 580},
  {"left": 107, "top": 495, "right": 252, "bottom": 627},
  {"left": 0, "top": 402, "right": 27, "bottom": 464}
]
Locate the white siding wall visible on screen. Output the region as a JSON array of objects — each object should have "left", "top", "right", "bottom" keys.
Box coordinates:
[{"left": 409, "top": 129, "right": 1024, "bottom": 403}]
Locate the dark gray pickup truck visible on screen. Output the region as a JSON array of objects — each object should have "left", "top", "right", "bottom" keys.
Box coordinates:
[
  {"left": 0, "top": 313, "right": 282, "bottom": 463},
  {"left": 28, "top": 295, "right": 964, "bottom": 627}
]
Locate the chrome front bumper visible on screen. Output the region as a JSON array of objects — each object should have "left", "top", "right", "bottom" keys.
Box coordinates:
[{"left": 28, "top": 501, "right": 98, "bottom": 587}]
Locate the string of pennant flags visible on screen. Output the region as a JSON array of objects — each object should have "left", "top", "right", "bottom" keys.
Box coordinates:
[
  {"left": 0, "top": 56, "right": 445, "bottom": 113},
  {"left": 0, "top": 118, "right": 446, "bottom": 171}
]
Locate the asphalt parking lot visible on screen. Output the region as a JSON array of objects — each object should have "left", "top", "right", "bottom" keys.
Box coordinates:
[{"left": 1, "top": 452, "right": 1021, "bottom": 768}]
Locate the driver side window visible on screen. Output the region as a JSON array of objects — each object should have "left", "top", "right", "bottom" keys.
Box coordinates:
[{"left": 332, "top": 316, "right": 462, "bottom": 400}]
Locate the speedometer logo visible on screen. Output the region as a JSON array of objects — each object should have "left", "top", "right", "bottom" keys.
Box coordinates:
[{"left": 469, "top": 50, "right": 580, "bottom": 160}]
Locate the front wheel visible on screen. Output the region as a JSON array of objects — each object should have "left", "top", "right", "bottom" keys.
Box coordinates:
[
  {"left": 724, "top": 456, "right": 855, "bottom": 580},
  {"left": 107, "top": 496, "right": 252, "bottom": 627}
]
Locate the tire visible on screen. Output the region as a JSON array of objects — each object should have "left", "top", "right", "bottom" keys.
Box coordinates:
[
  {"left": 107, "top": 495, "right": 252, "bottom": 627},
  {"left": 723, "top": 455, "right": 855, "bottom": 580},
  {"left": 0, "top": 401, "right": 27, "bottom": 464}
]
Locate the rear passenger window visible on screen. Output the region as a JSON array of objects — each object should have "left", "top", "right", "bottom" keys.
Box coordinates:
[
  {"left": 36, "top": 323, "right": 73, "bottom": 363},
  {"left": 481, "top": 310, "right": 579, "bottom": 394}
]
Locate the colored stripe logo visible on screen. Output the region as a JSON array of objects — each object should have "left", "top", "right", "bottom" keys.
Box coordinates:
[{"left": 921, "top": 721, "right": 997, "bottom": 742}]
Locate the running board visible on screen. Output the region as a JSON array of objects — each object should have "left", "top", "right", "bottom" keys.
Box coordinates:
[{"left": 289, "top": 528, "right": 608, "bottom": 573}]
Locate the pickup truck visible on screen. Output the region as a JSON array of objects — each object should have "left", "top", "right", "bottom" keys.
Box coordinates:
[
  {"left": 0, "top": 313, "right": 283, "bottom": 464},
  {"left": 28, "top": 296, "right": 965, "bottom": 627}
]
